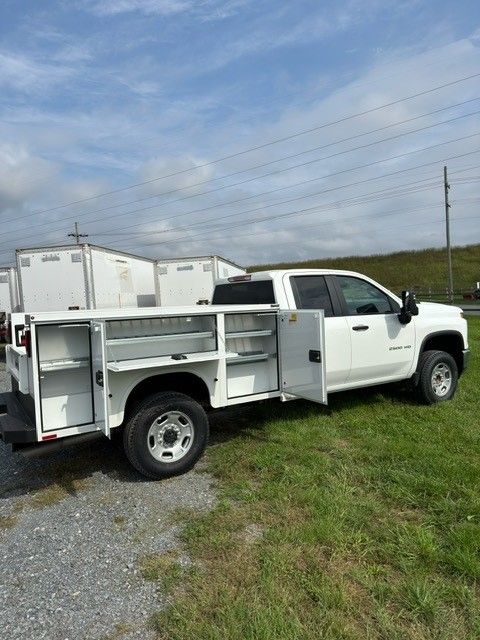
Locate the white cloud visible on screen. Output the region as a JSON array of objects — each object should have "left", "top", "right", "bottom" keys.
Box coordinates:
[
  {"left": 0, "top": 7, "right": 479, "bottom": 267},
  {"left": 81, "top": 0, "right": 255, "bottom": 19},
  {"left": 82, "top": 0, "right": 192, "bottom": 16},
  {"left": 0, "top": 145, "right": 58, "bottom": 214},
  {"left": 0, "top": 51, "right": 73, "bottom": 92}
]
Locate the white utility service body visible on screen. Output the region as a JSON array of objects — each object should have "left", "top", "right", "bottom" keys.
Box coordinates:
[
  {"left": 155, "top": 255, "right": 244, "bottom": 305},
  {"left": 2, "top": 304, "right": 325, "bottom": 441},
  {"left": 16, "top": 244, "right": 158, "bottom": 312},
  {"left": 0, "top": 269, "right": 469, "bottom": 479}
]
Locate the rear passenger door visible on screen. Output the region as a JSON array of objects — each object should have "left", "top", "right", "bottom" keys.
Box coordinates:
[{"left": 285, "top": 274, "right": 351, "bottom": 388}]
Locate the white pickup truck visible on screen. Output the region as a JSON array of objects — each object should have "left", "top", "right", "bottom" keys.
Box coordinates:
[{"left": 0, "top": 269, "right": 469, "bottom": 479}]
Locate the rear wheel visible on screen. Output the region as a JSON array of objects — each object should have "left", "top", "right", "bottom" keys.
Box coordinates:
[
  {"left": 415, "top": 350, "right": 458, "bottom": 404},
  {"left": 123, "top": 391, "right": 209, "bottom": 479}
]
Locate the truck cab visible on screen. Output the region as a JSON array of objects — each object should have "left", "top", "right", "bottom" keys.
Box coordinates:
[{"left": 212, "top": 269, "right": 469, "bottom": 395}]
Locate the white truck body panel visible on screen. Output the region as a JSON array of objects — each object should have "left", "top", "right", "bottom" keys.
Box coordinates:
[
  {"left": 16, "top": 244, "right": 157, "bottom": 312},
  {"left": 0, "top": 267, "right": 20, "bottom": 314},
  {"left": 155, "top": 255, "right": 244, "bottom": 306},
  {"left": 6, "top": 304, "right": 327, "bottom": 443}
]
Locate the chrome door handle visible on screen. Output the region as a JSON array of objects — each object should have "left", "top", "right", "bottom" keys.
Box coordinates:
[{"left": 352, "top": 325, "right": 369, "bottom": 331}]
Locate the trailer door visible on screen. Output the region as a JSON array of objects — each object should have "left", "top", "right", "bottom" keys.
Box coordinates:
[
  {"left": 91, "top": 321, "right": 110, "bottom": 437},
  {"left": 279, "top": 310, "right": 327, "bottom": 404}
]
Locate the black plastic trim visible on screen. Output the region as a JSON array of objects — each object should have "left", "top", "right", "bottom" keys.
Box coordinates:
[
  {"left": 418, "top": 330, "right": 466, "bottom": 356},
  {"left": 412, "top": 330, "right": 467, "bottom": 383}
]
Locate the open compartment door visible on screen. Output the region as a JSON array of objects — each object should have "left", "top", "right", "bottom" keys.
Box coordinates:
[
  {"left": 279, "top": 310, "right": 327, "bottom": 404},
  {"left": 91, "top": 321, "right": 110, "bottom": 437}
]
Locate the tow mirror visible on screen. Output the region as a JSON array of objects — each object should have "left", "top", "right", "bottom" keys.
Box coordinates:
[{"left": 399, "top": 290, "right": 419, "bottom": 324}]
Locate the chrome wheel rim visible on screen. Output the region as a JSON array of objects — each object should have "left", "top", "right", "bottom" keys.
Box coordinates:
[
  {"left": 431, "top": 363, "right": 452, "bottom": 397},
  {"left": 147, "top": 411, "right": 194, "bottom": 463}
]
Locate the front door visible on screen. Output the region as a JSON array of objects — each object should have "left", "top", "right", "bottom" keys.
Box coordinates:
[
  {"left": 279, "top": 310, "right": 327, "bottom": 404},
  {"left": 335, "top": 275, "right": 416, "bottom": 384}
]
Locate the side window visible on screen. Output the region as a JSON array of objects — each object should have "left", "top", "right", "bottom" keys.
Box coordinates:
[
  {"left": 337, "top": 276, "right": 395, "bottom": 315},
  {"left": 290, "top": 276, "right": 334, "bottom": 317}
]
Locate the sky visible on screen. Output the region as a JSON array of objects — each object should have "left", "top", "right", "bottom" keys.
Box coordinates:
[{"left": 0, "top": 0, "right": 479, "bottom": 268}]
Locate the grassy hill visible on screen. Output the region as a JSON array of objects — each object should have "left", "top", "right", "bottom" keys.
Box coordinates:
[{"left": 249, "top": 243, "right": 480, "bottom": 296}]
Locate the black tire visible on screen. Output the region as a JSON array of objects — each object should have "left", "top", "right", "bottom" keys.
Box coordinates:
[
  {"left": 123, "top": 391, "right": 209, "bottom": 479},
  {"left": 415, "top": 350, "right": 458, "bottom": 405}
]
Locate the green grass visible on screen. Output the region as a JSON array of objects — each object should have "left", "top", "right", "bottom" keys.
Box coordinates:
[
  {"left": 147, "top": 317, "right": 480, "bottom": 640},
  {"left": 248, "top": 243, "right": 480, "bottom": 296},
  {"left": 0, "top": 514, "right": 18, "bottom": 529}
]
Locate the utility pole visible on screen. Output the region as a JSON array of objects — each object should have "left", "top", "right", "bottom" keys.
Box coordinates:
[
  {"left": 67, "top": 222, "right": 88, "bottom": 245},
  {"left": 443, "top": 165, "right": 454, "bottom": 304}
]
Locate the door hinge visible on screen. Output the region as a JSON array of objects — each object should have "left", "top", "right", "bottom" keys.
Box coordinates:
[
  {"left": 96, "top": 370, "right": 104, "bottom": 387},
  {"left": 309, "top": 349, "right": 321, "bottom": 363}
]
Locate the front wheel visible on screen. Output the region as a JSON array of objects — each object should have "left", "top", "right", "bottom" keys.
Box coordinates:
[
  {"left": 123, "top": 391, "right": 209, "bottom": 479},
  {"left": 415, "top": 350, "right": 458, "bottom": 405}
]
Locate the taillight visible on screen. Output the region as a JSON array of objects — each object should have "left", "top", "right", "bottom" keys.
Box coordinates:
[
  {"left": 228, "top": 274, "right": 252, "bottom": 282},
  {"left": 20, "top": 329, "right": 32, "bottom": 357}
]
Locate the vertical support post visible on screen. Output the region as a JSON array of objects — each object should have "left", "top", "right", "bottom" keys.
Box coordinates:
[{"left": 444, "top": 165, "right": 454, "bottom": 304}]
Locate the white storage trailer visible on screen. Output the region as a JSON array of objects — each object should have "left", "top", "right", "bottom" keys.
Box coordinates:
[
  {"left": 16, "top": 244, "right": 157, "bottom": 312},
  {"left": 0, "top": 267, "right": 20, "bottom": 315},
  {"left": 155, "top": 255, "right": 245, "bottom": 305}
]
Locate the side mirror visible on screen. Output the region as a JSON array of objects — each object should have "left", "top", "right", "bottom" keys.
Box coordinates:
[{"left": 398, "top": 290, "right": 419, "bottom": 324}]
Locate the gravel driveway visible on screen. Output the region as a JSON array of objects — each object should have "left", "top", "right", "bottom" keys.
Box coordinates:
[{"left": 0, "top": 351, "right": 216, "bottom": 640}]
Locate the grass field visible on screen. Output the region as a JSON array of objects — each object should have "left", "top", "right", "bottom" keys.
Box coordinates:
[
  {"left": 147, "top": 318, "right": 479, "bottom": 640},
  {"left": 249, "top": 244, "right": 480, "bottom": 296}
]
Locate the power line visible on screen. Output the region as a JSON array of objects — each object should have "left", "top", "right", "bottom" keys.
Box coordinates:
[
  {"left": 121, "top": 202, "right": 446, "bottom": 246},
  {"left": 93, "top": 180, "right": 443, "bottom": 240},
  {"left": 91, "top": 174, "right": 443, "bottom": 238},
  {"left": 0, "top": 138, "right": 477, "bottom": 260},
  {"left": 80, "top": 143, "right": 480, "bottom": 245},
  {"left": 3, "top": 141, "right": 473, "bottom": 259},
  {"left": 20, "top": 70, "right": 480, "bottom": 216},
  {"left": 23, "top": 132, "right": 480, "bottom": 250},
  {"left": 108, "top": 214, "right": 480, "bottom": 258},
  {"left": 3, "top": 100, "right": 479, "bottom": 237},
  {"left": 101, "top": 187, "right": 480, "bottom": 254},
  {"left": 0, "top": 177, "right": 442, "bottom": 259}
]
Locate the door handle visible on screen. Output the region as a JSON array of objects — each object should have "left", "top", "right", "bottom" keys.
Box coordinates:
[{"left": 352, "top": 325, "right": 369, "bottom": 331}]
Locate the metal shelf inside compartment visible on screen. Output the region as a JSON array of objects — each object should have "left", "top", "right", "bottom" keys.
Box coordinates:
[
  {"left": 106, "top": 330, "right": 214, "bottom": 345},
  {"left": 107, "top": 350, "right": 220, "bottom": 372},
  {"left": 39, "top": 357, "right": 90, "bottom": 372},
  {"left": 225, "top": 329, "right": 274, "bottom": 339},
  {"left": 226, "top": 351, "right": 272, "bottom": 365}
]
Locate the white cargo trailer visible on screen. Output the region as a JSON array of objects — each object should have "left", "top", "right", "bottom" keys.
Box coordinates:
[
  {"left": 155, "top": 255, "right": 244, "bottom": 305},
  {"left": 16, "top": 244, "right": 157, "bottom": 312},
  {"left": 0, "top": 267, "right": 20, "bottom": 315}
]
